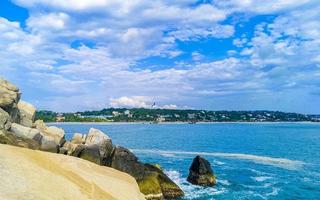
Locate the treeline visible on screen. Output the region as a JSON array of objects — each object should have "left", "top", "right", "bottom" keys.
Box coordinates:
[{"left": 35, "top": 108, "right": 317, "bottom": 122}]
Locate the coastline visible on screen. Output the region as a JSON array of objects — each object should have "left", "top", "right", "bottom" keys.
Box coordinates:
[{"left": 47, "top": 121, "right": 320, "bottom": 125}]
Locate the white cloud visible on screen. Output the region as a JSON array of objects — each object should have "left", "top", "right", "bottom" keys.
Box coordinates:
[
  {"left": 110, "top": 96, "right": 152, "bottom": 108},
  {"left": 1, "top": 0, "right": 320, "bottom": 112}
]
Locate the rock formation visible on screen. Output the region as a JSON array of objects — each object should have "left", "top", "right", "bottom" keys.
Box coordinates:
[
  {"left": 0, "top": 78, "right": 184, "bottom": 200},
  {"left": 187, "top": 155, "right": 217, "bottom": 186},
  {"left": 0, "top": 144, "right": 145, "bottom": 200}
]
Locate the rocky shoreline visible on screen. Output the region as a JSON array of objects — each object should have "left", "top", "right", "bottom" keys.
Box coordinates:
[
  {"left": 0, "top": 78, "right": 185, "bottom": 199},
  {"left": 1, "top": 78, "right": 220, "bottom": 200}
]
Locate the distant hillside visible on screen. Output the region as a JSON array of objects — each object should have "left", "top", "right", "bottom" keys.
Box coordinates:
[{"left": 35, "top": 108, "right": 319, "bottom": 123}]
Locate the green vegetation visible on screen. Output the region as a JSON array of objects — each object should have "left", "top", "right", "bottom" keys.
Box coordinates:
[{"left": 35, "top": 108, "right": 319, "bottom": 123}]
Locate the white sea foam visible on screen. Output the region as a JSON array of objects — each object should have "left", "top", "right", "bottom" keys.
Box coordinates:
[
  {"left": 252, "top": 176, "right": 273, "bottom": 182},
  {"left": 164, "top": 169, "right": 227, "bottom": 199},
  {"left": 132, "top": 149, "right": 305, "bottom": 170}
]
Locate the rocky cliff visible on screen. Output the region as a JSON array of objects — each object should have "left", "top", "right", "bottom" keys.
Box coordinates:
[{"left": 0, "top": 78, "right": 184, "bottom": 200}]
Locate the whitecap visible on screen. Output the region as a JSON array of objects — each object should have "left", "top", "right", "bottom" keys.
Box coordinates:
[
  {"left": 252, "top": 176, "right": 273, "bottom": 182},
  {"left": 218, "top": 179, "right": 231, "bottom": 185},
  {"left": 132, "top": 149, "right": 305, "bottom": 170},
  {"left": 164, "top": 169, "right": 227, "bottom": 199}
]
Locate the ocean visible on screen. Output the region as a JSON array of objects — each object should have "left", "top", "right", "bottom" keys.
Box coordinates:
[{"left": 54, "top": 123, "right": 320, "bottom": 200}]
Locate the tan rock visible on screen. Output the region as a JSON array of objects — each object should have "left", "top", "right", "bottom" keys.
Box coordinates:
[
  {"left": 10, "top": 123, "right": 42, "bottom": 143},
  {"left": 34, "top": 120, "right": 65, "bottom": 146},
  {"left": 71, "top": 133, "right": 86, "bottom": 144},
  {"left": 0, "top": 107, "right": 10, "bottom": 131},
  {"left": 17, "top": 100, "right": 36, "bottom": 127},
  {"left": 0, "top": 79, "right": 20, "bottom": 109},
  {"left": 86, "top": 128, "right": 114, "bottom": 166},
  {"left": 0, "top": 144, "right": 145, "bottom": 200}
]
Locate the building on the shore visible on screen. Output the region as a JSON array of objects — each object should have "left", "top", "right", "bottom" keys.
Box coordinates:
[
  {"left": 56, "top": 113, "right": 65, "bottom": 122},
  {"left": 112, "top": 111, "right": 121, "bottom": 117}
]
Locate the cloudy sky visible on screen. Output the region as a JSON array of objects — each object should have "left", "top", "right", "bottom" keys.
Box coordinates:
[{"left": 0, "top": 0, "right": 319, "bottom": 113}]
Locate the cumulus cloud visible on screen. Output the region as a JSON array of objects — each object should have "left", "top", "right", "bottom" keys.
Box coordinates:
[
  {"left": 0, "top": 0, "right": 319, "bottom": 113},
  {"left": 110, "top": 96, "right": 151, "bottom": 108}
]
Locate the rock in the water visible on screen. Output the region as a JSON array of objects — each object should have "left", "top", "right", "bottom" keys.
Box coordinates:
[
  {"left": 187, "top": 155, "right": 216, "bottom": 186},
  {"left": 17, "top": 100, "right": 35, "bottom": 127},
  {"left": 86, "top": 128, "right": 113, "bottom": 166},
  {"left": 111, "top": 146, "right": 184, "bottom": 199},
  {"left": 10, "top": 123, "right": 43, "bottom": 144}
]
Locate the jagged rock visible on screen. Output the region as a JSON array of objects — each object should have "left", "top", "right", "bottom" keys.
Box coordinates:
[
  {"left": 111, "top": 146, "right": 184, "bottom": 199},
  {"left": 34, "top": 120, "right": 66, "bottom": 146},
  {"left": 143, "top": 164, "right": 184, "bottom": 199},
  {"left": 86, "top": 128, "right": 113, "bottom": 166},
  {"left": 10, "top": 123, "right": 42, "bottom": 143},
  {"left": 0, "top": 79, "right": 20, "bottom": 123},
  {"left": 187, "top": 155, "right": 216, "bottom": 186},
  {"left": 71, "top": 133, "right": 86, "bottom": 144},
  {"left": 17, "top": 100, "right": 35, "bottom": 127},
  {"left": 0, "top": 107, "right": 10, "bottom": 131},
  {"left": 0, "top": 79, "right": 20, "bottom": 110}
]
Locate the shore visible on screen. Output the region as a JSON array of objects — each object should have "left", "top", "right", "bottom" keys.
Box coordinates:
[{"left": 47, "top": 121, "right": 320, "bottom": 125}]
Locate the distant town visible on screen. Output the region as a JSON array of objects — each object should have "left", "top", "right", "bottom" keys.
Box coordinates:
[{"left": 35, "top": 108, "right": 320, "bottom": 123}]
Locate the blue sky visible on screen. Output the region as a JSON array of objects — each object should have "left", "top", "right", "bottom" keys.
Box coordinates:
[{"left": 0, "top": 0, "right": 320, "bottom": 113}]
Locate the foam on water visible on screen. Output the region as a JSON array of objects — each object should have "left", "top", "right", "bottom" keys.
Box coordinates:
[
  {"left": 252, "top": 176, "right": 273, "bottom": 182},
  {"left": 132, "top": 149, "right": 305, "bottom": 170},
  {"left": 164, "top": 170, "right": 227, "bottom": 199}
]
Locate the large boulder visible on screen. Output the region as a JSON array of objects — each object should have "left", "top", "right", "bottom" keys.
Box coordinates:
[
  {"left": 0, "top": 79, "right": 20, "bottom": 110},
  {"left": 0, "top": 144, "right": 145, "bottom": 200},
  {"left": 187, "top": 155, "right": 216, "bottom": 186},
  {"left": 0, "top": 79, "right": 20, "bottom": 122},
  {"left": 0, "top": 107, "right": 10, "bottom": 131},
  {"left": 34, "top": 120, "right": 66, "bottom": 146},
  {"left": 40, "top": 135, "right": 59, "bottom": 153},
  {"left": 17, "top": 100, "right": 35, "bottom": 127},
  {"left": 85, "top": 128, "right": 114, "bottom": 166},
  {"left": 111, "top": 146, "right": 184, "bottom": 199},
  {"left": 0, "top": 131, "right": 40, "bottom": 150},
  {"left": 10, "top": 123, "right": 42, "bottom": 144}
]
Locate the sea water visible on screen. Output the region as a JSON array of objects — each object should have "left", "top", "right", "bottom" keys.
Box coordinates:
[{"left": 55, "top": 123, "right": 320, "bottom": 200}]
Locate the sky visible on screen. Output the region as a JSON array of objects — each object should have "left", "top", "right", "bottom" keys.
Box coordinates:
[{"left": 0, "top": 0, "right": 319, "bottom": 114}]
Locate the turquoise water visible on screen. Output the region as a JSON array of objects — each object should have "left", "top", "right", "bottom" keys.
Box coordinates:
[{"left": 55, "top": 123, "right": 320, "bottom": 200}]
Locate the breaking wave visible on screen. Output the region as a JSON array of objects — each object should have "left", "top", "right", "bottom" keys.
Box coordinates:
[
  {"left": 132, "top": 149, "right": 305, "bottom": 170},
  {"left": 164, "top": 170, "right": 227, "bottom": 199}
]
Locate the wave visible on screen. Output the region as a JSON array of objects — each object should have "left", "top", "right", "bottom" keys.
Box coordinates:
[
  {"left": 164, "top": 170, "right": 227, "bottom": 199},
  {"left": 132, "top": 149, "right": 305, "bottom": 170}
]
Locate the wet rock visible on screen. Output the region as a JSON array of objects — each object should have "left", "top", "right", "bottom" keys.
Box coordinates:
[
  {"left": 111, "top": 146, "right": 184, "bottom": 199},
  {"left": 187, "top": 155, "right": 216, "bottom": 186}
]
